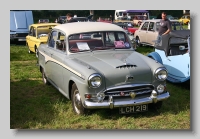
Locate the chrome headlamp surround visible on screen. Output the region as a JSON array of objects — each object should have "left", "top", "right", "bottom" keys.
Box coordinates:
[
  {"left": 88, "top": 73, "right": 102, "bottom": 88},
  {"left": 155, "top": 67, "right": 168, "bottom": 81}
]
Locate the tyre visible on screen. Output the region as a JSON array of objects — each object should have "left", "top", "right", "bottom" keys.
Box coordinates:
[
  {"left": 42, "top": 68, "right": 50, "bottom": 85},
  {"left": 27, "top": 43, "right": 33, "bottom": 54},
  {"left": 135, "top": 37, "right": 141, "bottom": 47},
  {"left": 71, "top": 83, "right": 88, "bottom": 115}
]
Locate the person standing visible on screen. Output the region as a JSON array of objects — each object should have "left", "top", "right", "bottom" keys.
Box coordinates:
[
  {"left": 156, "top": 12, "right": 172, "bottom": 45},
  {"left": 66, "top": 13, "right": 78, "bottom": 23}
]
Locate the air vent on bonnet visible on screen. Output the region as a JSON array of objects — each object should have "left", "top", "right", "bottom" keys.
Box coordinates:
[{"left": 116, "top": 64, "right": 137, "bottom": 69}]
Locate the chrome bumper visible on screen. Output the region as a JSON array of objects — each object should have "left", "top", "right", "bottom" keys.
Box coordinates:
[{"left": 83, "top": 92, "right": 170, "bottom": 109}]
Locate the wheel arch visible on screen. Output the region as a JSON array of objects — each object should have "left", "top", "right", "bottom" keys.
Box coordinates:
[{"left": 147, "top": 52, "right": 163, "bottom": 64}]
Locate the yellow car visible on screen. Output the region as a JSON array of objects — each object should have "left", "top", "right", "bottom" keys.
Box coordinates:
[
  {"left": 26, "top": 23, "right": 59, "bottom": 57},
  {"left": 179, "top": 15, "right": 190, "bottom": 25}
]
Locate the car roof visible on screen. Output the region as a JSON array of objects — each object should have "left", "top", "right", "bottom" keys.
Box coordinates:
[
  {"left": 30, "top": 23, "right": 59, "bottom": 27},
  {"left": 143, "top": 19, "right": 180, "bottom": 22},
  {"left": 54, "top": 22, "right": 125, "bottom": 35}
]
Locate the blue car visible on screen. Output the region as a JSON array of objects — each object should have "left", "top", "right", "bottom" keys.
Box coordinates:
[{"left": 147, "top": 29, "right": 190, "bottom": 84}]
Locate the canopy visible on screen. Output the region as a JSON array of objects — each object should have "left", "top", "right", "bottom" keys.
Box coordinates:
[{"left": 126, "top": 10, "right": 148, "bottom": 13}]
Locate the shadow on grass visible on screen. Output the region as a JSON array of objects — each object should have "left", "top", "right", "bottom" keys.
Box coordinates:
[{"left": 10, "top": 79, "right": 69, "bottom": 129}]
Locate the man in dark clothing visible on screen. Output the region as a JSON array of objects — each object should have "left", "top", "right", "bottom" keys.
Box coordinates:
[
  {"left": 155, "top": 12, "right": 171, "bottom": 45},
  {"left": 66, "top": 13, "right": 78, "bottom": 23}
]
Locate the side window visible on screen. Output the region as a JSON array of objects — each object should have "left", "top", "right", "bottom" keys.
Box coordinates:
[
  {"left": 33, "top": 28, "right": 36, "bottom": 37},
  {"left": 141, "top": 22, "right": 149, "bottom": 31},
  {"left": 56, "top": 32, "right": 66, "bottom": 52},
  {"left": 29, "top": 26, "right": 33, "bottom": 36},
  {"left": 148, "top": 22, "right": 155, "bottom": 31},
  {"left": 48, "top": 31, "right": 57, "bottom": 48}
]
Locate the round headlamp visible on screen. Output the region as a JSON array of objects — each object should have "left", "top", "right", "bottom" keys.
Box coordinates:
[
  {"left": 88, "top": 73, "right": 102, "bottom": 88},
  {"left": 155, "top": 68, "right": 168, "bottom": 81}
]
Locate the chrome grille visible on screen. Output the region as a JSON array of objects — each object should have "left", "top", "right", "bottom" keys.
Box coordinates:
[{"left": 104, "top": 85, "right": 154, "bottom": 99}]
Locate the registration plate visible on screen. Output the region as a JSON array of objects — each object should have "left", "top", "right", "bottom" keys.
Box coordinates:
[
  {"left": 18, "top": 39, "right": 26, "bottom": 41},
  {"left": 119, "top": 104, "right": 148, "bottom": 114}
]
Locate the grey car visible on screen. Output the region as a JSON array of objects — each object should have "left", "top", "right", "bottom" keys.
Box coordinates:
[{"left": 38, "top": 22, "right": 170, "bottom": 115}]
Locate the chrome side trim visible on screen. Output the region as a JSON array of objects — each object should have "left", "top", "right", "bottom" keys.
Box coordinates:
[{"left": 39, "top": 50, "right": 82, "bottom": 78}]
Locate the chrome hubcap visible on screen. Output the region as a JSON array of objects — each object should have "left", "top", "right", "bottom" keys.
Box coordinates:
[
  {"left": 43, "top": 72, "right": 47, "bottom": 83},
  {"left": 74, "top": 90, "right": 81, "bottom": 114}
]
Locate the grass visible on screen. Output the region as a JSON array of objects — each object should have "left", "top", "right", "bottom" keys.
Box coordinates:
[{"left": 10, "top": 44, "right": 190, "bottom": 129}]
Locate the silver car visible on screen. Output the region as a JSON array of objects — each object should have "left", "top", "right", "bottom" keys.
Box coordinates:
[{"left": 38, "top": 22, "right": 170, "bottom": 115}]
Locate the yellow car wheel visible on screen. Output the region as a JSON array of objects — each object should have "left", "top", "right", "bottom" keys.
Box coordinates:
[{"left": 27, "top": 43, "right": 33, "bottom": 54}]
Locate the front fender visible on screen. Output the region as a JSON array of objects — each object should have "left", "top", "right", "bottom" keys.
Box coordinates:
[{"left": 147, "top": 52, "right": 163, "bottom": 64}]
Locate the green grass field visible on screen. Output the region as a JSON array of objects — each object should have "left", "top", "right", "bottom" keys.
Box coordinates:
[{"left": 10, "top": 44, "right": 190, "bottom": 129}]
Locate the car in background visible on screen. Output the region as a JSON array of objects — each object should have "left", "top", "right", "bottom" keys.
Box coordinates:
[
  {"left": 149, "top": 16, "right": 156, "bottom": 19},
  {"left": 179, "top": 15, "right": 190, "bottom": 25},
  {"left": 38, "top": 22, "right": 170, "bottom": 115},
  {"left": 26, "top": 23, "right": 59, "bottom": 57},
  {"left": 10, "top": 10, "right": 34, "bottom": 42},
  {"left": 133, "top": 19, "right": 186, "bottom": 47},
  {"left": 38, "top": 19, "right": 49, "bottom": 23},
  {"left": 132, "top": 15, "right": 147, "bottom": 26},
  {"left": 147, "top": 30, "right": 190, "bottom": 84},
  {"left": 97, "top": 18, "right": 112, "bottom": 23},
  {"left": 114, "top": 17, "right": 134, "bottom": 26},
  {"left": 57, "top": 16, "right": 92, "bottom": 24}
]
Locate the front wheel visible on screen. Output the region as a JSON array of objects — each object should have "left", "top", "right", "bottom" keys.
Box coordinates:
[
  {"left": 27, "top": 43, "right": 33, "bottom": 54},
  {"left": 71, "top": 83, "right": 88, "bottom": 115},
  {"left": 42, "top": 68, "right": 50, "bottom": 85},
  {"left": 135, "top": 37, "right": 141, "bottom": 47}
]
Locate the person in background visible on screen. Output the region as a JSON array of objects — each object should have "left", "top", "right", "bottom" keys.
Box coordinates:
[
  {"left": 155, "top": 12, "right": 172, "bottom": 45},
  {"left": 66, "top": 13, "right": 78, "bottom": 23}
]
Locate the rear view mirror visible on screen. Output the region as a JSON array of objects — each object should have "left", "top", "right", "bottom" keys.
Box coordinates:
[{"left": 179, "top": 45, "right": 187, "bottom": 50}]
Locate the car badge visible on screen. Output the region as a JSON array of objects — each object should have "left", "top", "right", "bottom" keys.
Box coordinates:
[
  {"left": 130, "top": 92, "right": 136, "bottom": 99},
  {"left": 120, "top": 91, "right": 125, "bottom": 96}
]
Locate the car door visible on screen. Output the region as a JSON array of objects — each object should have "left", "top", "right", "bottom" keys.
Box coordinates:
[
  {"left": 137, "top": 22, "right": 149, "bottom": 43},
  {"left": 50, "top": 31, "right": 67, "bottom": 89},
  {"left": 146, "top": 22, "right": 158, "bottom": 46},
  {"left": 26, "top": 26, "right": 36, "bottom": 52},
  {"left": 44, "top": 30, "right": 57, "bottom": 83}
]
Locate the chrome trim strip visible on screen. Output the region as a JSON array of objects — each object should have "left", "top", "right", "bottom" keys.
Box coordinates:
[
  {"left": 39, "top": 50, "right": 82, "bottom": 78},
  {"left": 104, "top": 84, "right": 154, "bottom": 92}
]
